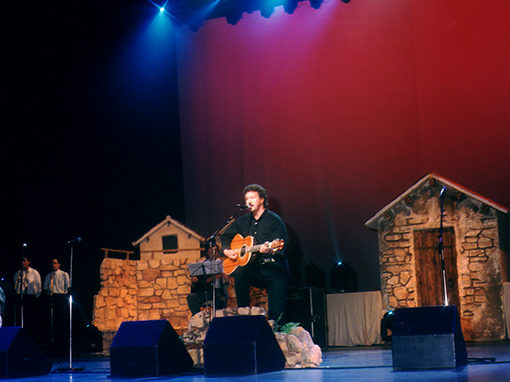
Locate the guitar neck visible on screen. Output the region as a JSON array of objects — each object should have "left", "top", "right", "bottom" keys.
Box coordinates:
[{"left": 236, "top": 243, "right": 266, "bottom": 254}]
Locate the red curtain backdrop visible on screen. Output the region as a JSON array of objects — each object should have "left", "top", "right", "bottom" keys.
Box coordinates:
[{"left": 175, "top": 0, "right": 510, "bottom": 290}]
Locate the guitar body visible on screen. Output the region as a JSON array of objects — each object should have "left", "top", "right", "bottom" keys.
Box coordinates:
[
  {"left": 222, "top": 234, "right": 284, "bottom": 275},
  {"left": 223, "top": 234, "right": 254, "bottom": 275}
]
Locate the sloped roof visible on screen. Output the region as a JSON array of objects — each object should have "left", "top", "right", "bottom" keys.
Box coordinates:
[
  {"left": 132, "top": 215, "right": 205, "bottom": 246},
  {"left": 365, "top": 172, "right": 508, "bottom": 230}
]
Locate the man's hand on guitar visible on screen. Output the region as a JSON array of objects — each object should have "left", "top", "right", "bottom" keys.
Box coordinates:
[
  {"left": 222, "top": 235, "right": 284, "bottom": 275},
  {"left": 223, "top": 249, "right": 238, "bottom": 260},
  {"left": 259, "top": 242, "right": 275, "bottom": 254}
]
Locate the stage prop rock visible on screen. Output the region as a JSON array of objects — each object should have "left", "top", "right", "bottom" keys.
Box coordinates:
[
  {"left": 366, "top": 173, "right": 510, "bottom": 341},
  {"left": 182, "top": 307, "right": 322, "bottom": 369}
]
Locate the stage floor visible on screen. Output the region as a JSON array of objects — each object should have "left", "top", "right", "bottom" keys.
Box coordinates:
[{"left": 5, "top": 342, "right": 510, "bottom": 382}]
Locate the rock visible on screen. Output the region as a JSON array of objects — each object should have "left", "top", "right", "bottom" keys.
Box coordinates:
[
  {"left": 238, "top": 307, "right": 251, "bottom": 315},
  {"left": 285, "top": 352, "right": 302, "bottom": 368},
  {"left": 181, "top": 307, "right": 321, "bottom": 369},
  {"left": 291, "top": 326, "right": 314, "bottom": 349},
  {"left": 286, "top": 334, "right": 303, "bottom": 353},
  {"left": 189, "top": 311, "right": 207, "bottom": 330},
  {"left": 250, "top": 306, "right": 266, "bottom": 315},
  {"left": 307, "top": 345, "right": 322, "bottom": 366},
  {"left": 215, "top": 309, "right": 224, "bottom": 317}
]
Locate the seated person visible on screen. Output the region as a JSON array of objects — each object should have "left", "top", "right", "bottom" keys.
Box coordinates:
[
  {"left": 187, "top": 274, "right": 228, "bottom": 315},
  {"left": 187, "top": 243, "right": 228, "bottom": 315}
]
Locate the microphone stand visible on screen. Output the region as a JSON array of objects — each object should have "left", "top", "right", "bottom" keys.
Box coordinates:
[
  {"left": 49, "top": 289, "right": 54, "bottom": 345},
  {"left": 202, "top": 205, "right": 246, "bottom": 319},
  {"left": 15, "top": 265, "right": 24, "bottom": 328},
  {"left": 439, "top": 186, "right": 449, "bottom": 306},
  {"left": 67, "top": 244, "right": 74, "bottom": 370},
  {"left": 57, "top": 239, "right": 83, "bottom": 372},
  {"left": 204, "top": 243, "right": 222, "bottom": 319},
  {"left": 206, "top": 205, "right": 246, "bottom": 250},
  {"left": 16, "top": 244, "right": 28, "bottom": 328}
]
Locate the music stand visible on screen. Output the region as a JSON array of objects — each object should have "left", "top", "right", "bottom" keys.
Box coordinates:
[
  {"left": 188, "top": 260, "right": 223, "bottom": 318},
  {"left": 189, "top": 204, "right": 246, "bottom": 319}
]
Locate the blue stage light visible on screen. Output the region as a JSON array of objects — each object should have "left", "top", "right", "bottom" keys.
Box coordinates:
[{"left": 146, "top": 1, "right": 169, "bottom": 14}]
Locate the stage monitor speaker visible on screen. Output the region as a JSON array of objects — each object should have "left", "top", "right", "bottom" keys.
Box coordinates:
[
  {"left": 203, "top": 315, "right": 286, "bottom": 375},
  {"left": 391, "top": 305, "right": 467, "bottom": 370},
  {"left": 0, "top": 327, "right": 51, "bottom": 378},
  {"left": 286, "top": 287, "right": 327, "bottom": 348},
  {"left": 110, "top": 320, "right": 193, "bottom": 377}
]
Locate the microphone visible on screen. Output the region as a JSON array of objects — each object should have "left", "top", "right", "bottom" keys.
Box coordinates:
[
  {"left": 67, "top": 237, "right": 82, "bottom": 244},
  {"left": 440, "top": 186, "right": 447, "bottom": 198},
  {"left": 236, "top": 204, "right": 249, "bottom": 210}
]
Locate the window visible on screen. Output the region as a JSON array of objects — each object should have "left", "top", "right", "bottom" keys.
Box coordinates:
[{"left": 162, "top": 235, "right": 178, "bottom": 252}]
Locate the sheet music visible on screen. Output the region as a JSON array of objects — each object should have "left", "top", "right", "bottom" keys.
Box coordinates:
[{"left": 188, "top": 259, "right": 224, "bottom": 276}]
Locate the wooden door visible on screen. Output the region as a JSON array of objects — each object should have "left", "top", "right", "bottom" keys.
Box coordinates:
[{"left": 414, "top": 228, "right": 460, "bottom": 307}]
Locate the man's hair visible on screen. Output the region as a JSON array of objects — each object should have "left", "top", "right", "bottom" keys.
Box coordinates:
[{"left": 243, "top": 184, "right": 268, "bottom": 208}]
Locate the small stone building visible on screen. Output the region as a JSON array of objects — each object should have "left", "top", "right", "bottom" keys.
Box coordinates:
[
  {"left": 365, "top": 173, "right": 509, "bottom": 341},
  {"left": 92, "top": 216, "right": 204, "bottom": 350}
]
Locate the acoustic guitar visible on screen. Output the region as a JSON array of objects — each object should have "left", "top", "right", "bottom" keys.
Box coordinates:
[{"left": 222, "top": 234, "right": 284, "bottom": 275}]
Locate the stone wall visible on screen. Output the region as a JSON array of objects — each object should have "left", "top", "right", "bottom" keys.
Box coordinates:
[
  {"left": 92, "top": 254, "right": 269, "bottom": 353},
  {"left": 378, "top": 191, "right": 508, "bottom": 341},
  {"left": 92, "top": 253, "right": 199, "bottom": 350},
  {"left": 93, "top": 258, "right": 138, "bottom": 332}
]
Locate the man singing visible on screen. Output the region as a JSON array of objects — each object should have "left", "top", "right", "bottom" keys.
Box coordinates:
[
  {"left": 43, "top": 258, "right": 70, "bottom": 353},
  {"left": 221, "top": 184, "right": 289, "bottom": 323},
  {"left": 43, "top": 258, "right": 70, "bottom": 296},
  {"left": 14, "top": 256, "right": 41, "bottom": 340}
]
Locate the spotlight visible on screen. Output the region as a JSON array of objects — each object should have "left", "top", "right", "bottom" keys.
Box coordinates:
[
  {"left": 156, "top": 0, "right": 168, "bottom": 13},
  {"left": 380, "top": 310, "right": 394, "bottom": 342},
  {"left": 331, "top": 259, "right": 357, "bottom": 293}
]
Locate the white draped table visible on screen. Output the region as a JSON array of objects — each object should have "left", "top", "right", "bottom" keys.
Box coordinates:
[{"left": 327, "top": 291, "right": 385, "bottom": 346}]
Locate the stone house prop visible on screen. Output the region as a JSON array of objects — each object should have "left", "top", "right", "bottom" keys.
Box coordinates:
[
  {"left": 365, "top": 173, "right": 509, "bottom": 341},
  {"left": 92, "top": 216, "right": 204, "bottom": 350}
]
